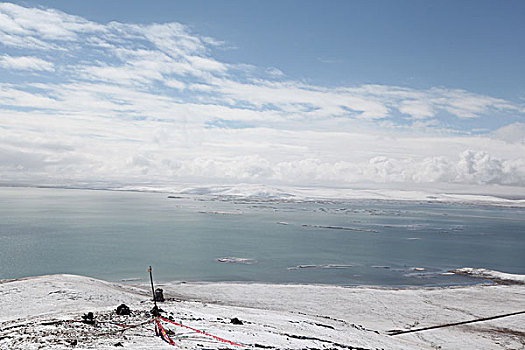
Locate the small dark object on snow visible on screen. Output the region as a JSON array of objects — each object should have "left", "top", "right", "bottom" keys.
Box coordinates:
[
  {"left": 154, "top": 288, "right": 165, "bottom": 302},
  {"left": 68, "top": 339, "right": 78, "bottom": 346},
  {"left": 116, "top": 304, "right": 131, "bottom": 316},
  {"left": 150, "top": 306, "right": 164, "bottom": 316},
  {"left": 81, "top": 312, "right": 95, "bottom": 325},
  {"left": 114, "top": 342, "right": 124, "bottom": 347},
  {"left": 230, "top": 317, "right": 243, "bottom": 325}
]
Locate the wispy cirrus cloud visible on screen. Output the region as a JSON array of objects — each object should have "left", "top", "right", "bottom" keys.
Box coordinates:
[
  {"left": 0, "top": 2, "right": 524, "bottom": 192},
  {"left": 0, "top": 2, "right": 104, "bottom": 49},
  {"left": 0, "top": 55, "right": 54, "bottom": 71}
]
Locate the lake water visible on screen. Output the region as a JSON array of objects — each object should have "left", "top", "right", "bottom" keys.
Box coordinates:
[{"left": 1, "top": 187, "right": 524, "bottom": 286}]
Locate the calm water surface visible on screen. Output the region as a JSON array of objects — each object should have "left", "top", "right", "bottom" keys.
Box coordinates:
[{"left": 1, "top": 187, "right": 524, "bottom": 286}]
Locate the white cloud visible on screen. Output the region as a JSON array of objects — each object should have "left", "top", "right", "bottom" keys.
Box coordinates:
[
  {"left": 266, "top": 67, "right": 284, "bottom": 77},
  {"left": 189, "top": 83, "right": 214, "bottom": 92},
  {"left": 186, "top": 55, "right": 227, "bottom": 73},
  {"left": 0, "top": 2, "right": 105, "bottom": 43},
  {"left": 0, "top": 55, "right": 54, "bottom": 71},
  {"left": 0, "top": 30, "right": 58, "bottom": 50},
  {"left": 142, "top": 22, "right": 206, "bottom": 56},
  {"left": 398, "top": 100, "right": 434, "bottom": 119},
  {"left": 492, "top": 122, "right": 525, "bottom": 143},
  {"left": 455, "top": 150, "right": 523, "bottom": 185},
  {"left": 0, "top": 3, "right": 524, "bottom": 193},
  {"left": 164, "top": 79, "right": 185, "bottom": 90}
]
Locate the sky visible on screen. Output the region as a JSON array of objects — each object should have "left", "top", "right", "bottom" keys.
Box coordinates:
[{"left": 1, "top": 1, "right": 525, "bottom": 194}]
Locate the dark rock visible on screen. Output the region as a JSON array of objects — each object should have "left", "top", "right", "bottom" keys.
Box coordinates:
[
  {"left": 116, "top": 304, "right": 131, "bottom": 316},
  {"left": 114, "top": 342, "right": 123, "bottom": 347},
  {"left": 231, "top": 317, "right": 243, "bottom": 325},
  {"left": 81, "top": 312, "right": 95, "bottom": 325},
  {"left": 314, "top": 322, "right": 335, "bottom": 329}
]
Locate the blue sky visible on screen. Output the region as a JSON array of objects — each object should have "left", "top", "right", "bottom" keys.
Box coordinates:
[
  {"left": 27, "top": 0, "right": 525, "bottom": 98},
  {"left": 0, "top": 1, "right": 524, "bottom": 193}
]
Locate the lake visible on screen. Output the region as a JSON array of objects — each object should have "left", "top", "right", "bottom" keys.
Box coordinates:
[{"left": 1, "top": 186, "right": 523, "bottom": 286}]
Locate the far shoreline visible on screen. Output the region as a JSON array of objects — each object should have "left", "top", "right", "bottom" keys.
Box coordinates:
[
  {"left": 3, "top": 268, "right": 524, "bottom": 290},
  {"left": 0, "top": 271, "right": 506, "bottom": 290},
  {"left": 2, "top": 183, "right": 525, "bottom": 207}
]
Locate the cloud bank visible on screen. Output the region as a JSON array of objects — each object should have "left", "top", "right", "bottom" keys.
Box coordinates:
[{"left": 1, "top": 3, "right": 524, "bottom": 194}]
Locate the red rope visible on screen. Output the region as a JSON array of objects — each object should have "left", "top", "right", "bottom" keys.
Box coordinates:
[
  {"left": 155, "top": 318, "right": 176, "bottom": 346},
  {"left": 159, "top": 317, "right": 245, "bottom": 347}
]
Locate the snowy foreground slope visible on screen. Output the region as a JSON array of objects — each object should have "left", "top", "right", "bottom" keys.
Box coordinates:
[{"left": 1, "top": 275, "right": 524, "bottom": 350}]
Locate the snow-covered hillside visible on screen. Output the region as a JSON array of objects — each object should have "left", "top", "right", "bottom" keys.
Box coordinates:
[{"left": 1, "top": 274, "right": 524, "bottom": 349}]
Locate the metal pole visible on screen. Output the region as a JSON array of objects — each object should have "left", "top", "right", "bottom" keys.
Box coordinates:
[{"left": 148, "top": 266, "right": 158, "bottom": 310}]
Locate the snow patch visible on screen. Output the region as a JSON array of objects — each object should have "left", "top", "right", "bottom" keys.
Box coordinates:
[
  {"left": 217, "top": 257, "right": 257, "bottom": 264},
  {"left": 180, "top": 184, "right": 295, "bottom": 199},
  {"left": 287, "top": 264, "right": 354, "bottom": 270},
  {"left": 453, "top": 268, "right": 525, "bottom": 284}
]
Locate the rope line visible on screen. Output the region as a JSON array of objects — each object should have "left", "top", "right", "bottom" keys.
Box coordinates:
[
  {"left": 159, "top": 316, "right": 246, "bottom": 347},
  {"left": 6, "top": 312, "right": 246, "bottom": 347},
  {"left": 388, "top": 310, "right": 525, "bottom": 335},
  {"left": 155, "top": 318, "right": 176, "bottom": 346}
]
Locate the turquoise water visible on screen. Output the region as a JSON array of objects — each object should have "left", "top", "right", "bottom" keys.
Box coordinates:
[{"left": 1, "top": 187, "right": 524, "bottom": 286}]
